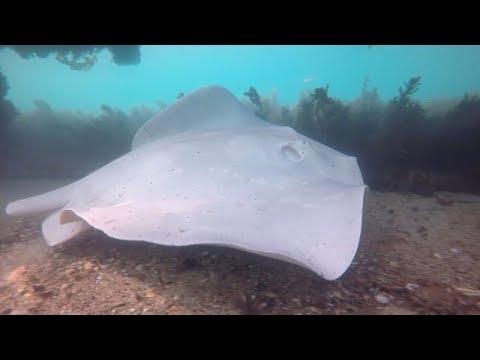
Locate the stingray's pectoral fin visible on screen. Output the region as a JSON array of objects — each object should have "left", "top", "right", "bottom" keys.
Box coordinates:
[{"left": 41, "top": 209, "right": 91, "bottom": 246}]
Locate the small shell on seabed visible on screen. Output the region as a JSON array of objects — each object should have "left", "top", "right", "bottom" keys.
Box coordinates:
[
  {"left": 375, "top": 294, "right": 391, "bottom": 304},
  {"left": 406, "top": 283, "right": 420, "bottom": 291}
]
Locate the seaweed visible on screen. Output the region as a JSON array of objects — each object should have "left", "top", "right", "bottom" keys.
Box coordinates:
[
  {"left": 437, "top": 94, "right": 480, "bottom": 171},
  {"left": 292, "top": 93, "right": 314, "bottom": 132},
  {"left": 346, "top": 77, "right": 385, "bottom": 180},
  {"left": 4, "top": 103, "right": 152, "bottom": 178},
  {"left": 0, "top": 71, "right": 8, "bottom": 98},
  {"left": 381, "top": 76, "right": 426, "bottom": 166},
  {"left": 0, "top": 71, "right": 17, "bottom": 177},
  {"left": 0, "top": 71, "right": 17, "bottom": 132},
  {"left": 243, "top": 87, "right": 264, "bottom": 115},
  {"left": 304, "top": 85, "right": 351, "bottom": 152},
  {"left": 0, "top": 46, "right": 141, "bottom": 68},
  {"left": 394, "top": 76, "right": 423, "bottom": 109}
]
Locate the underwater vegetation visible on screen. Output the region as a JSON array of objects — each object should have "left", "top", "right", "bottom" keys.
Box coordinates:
[
  {"left": 306, "top": 85, "right": 351, "bottom": 150},
  {"left": 0, "top": 71, "right": 16, "bottom": 130},
  {"left": 433, "top": 94, "right": 480, "bottom": 172},
  {"left": 0, "top": 46, "right": 141, "bottom": 70},
  {"left": 243, "top": 87, "right": 264, "bottom": 116},
  {"left": 0, "top": 71, "right": 17, "bottom": 177},
  {"left": 2, "top": 100, "right": 155, "bottom": 177},
  {"left": 1, "top": 76, "right": 479, "bottom": 194}
]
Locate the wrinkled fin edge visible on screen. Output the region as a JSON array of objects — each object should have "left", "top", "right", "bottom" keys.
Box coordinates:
[{"left": 41, "top": 209, "right": 91, "bottom": 246}]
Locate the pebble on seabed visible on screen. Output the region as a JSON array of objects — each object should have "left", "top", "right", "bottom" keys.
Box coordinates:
[
  {"left": 406, "top": 283, "right": 420, "bottom": 291},
  {"left": 135, "top": 264, "right": 146, "bottom": 272},
  {"left": 375, "top": 294, "right": 390, "bottom": 304}
]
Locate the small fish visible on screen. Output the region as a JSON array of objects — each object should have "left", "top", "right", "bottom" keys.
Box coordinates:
[
  {"left": 303, "top": 78, "right": 314, "bottom": 84},
  {"left": 176, "top": 92, "right": 184, "bottom": 99}
]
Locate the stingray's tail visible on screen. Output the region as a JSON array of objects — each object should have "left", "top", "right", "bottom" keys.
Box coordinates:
[{"left": 5, "top": 182, "right": 76, "bottom": 216}]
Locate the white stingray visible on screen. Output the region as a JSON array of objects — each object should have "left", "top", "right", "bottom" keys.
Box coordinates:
[{"left": 5, "top": 86, "right": 367, "bottom": 280}]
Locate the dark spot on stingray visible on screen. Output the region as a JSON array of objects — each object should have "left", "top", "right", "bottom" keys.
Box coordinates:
[{"left": 105, "top": 219, "right": 117, "bottom": 225}]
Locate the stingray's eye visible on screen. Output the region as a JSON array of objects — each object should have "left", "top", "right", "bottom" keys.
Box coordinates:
[{"left": 281, "top": 143, "right": 304, "bottom": 162}]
